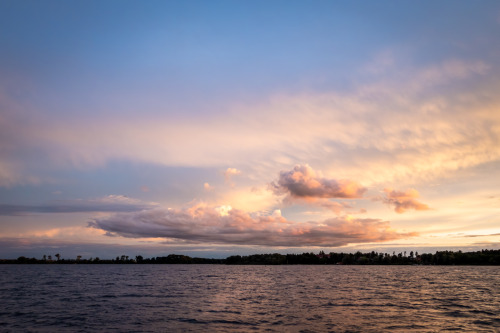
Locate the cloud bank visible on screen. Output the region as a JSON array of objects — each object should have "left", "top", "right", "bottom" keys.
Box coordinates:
[
  {"left": 89, "top": 204, "right": 416, "bottom": 247},
  {"left": 0, "top": 195, "right": 156, "bottom": 216}
]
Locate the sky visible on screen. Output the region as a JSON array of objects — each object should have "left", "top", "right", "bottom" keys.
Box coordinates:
[{"left": 1, "top": 0, "right": 500, "bottom": 259}]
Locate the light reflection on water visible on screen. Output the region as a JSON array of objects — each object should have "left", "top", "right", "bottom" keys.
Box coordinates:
[{"left": 0, "top": 265, "right": 499, "bottom": 332}]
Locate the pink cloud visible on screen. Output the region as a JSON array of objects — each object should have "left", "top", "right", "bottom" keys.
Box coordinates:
[
  {"left": 383, "top": 188, "right": 430, "bottom": 213},
  {"left": 269, "top": 165, "right": 366, "bottom": 213},
  {"left": 271, "top": 165, "right": 366, "bottom": 199},
  {"left": 89, "top": 204, "right": 416, "bottom": 247}
]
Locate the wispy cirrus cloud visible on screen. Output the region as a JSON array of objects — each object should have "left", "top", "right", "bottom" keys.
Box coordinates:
[
  {"left": 89, "top": 204, "right": 416, "bottom": 247},
  {"left": 462, "top": 233, "right": 500, "bottom": 238},
  {"left": 383, "top": 188, "right": 430, "bottom": 214},
  {"left": 0, "top": 195, "right": 157, "bottom": 216},
  {"left": 1, "top": 58, "right": 499, "bottom": 189}
]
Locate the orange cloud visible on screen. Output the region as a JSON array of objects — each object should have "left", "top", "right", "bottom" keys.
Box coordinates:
[{"left": 383, "top": 188, "right": 430, "bottom": 213}]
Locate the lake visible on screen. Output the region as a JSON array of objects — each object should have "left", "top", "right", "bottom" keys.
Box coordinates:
[{"left": 0, "top": 265, "right": 499, "bottom": 332}]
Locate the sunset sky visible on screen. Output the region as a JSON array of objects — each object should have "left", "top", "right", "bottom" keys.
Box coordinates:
[{"left": 1, "top": 1, "right": 499, "bottom": 259}]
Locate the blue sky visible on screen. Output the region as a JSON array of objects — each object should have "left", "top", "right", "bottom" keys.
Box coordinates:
[{"left": 1, "top": 1, "right": 500, "bottom": 259}]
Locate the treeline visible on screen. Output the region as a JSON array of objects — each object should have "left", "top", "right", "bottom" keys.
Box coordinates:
[
  {"left": 226, "top": 249, "right": 500, "bottom": 265},
  {"left": 1, "top": 254, "right": 223, "bottom": 265},
  {"left": 1, "top": 249, "right": 499, "bottom": 265}
]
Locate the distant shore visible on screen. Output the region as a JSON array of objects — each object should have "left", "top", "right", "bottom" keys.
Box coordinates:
[{"left": 1, "top": 249, "right": 499, "bottom": 265}]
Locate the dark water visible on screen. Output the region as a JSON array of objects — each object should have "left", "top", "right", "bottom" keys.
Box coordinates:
[{"left": 0, "top": 265, "right": 499, "bottom": 332}]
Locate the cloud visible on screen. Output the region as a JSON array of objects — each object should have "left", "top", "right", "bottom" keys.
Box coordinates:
[
  {"left": 0, "top": 195, "right": 157, "bottom": 216},
  {"left": 89, "top": 204, "right": 416, "bottom": 247},
  {"left": 271, "top": 165, "right": 366, "bottom": 199},
  {"left": 224, "top": 168, "right": 241, "bottom": 178},
  {"left": 1, "top": 57, "right": 499, "bottom": 189},
  {"left": 269, "top": 165, "right": 365, "bottom": 213},
  {"left": 383, "top": 188, "right": 430, "bottom": 214},
  {"left": 317, "top": 200, "right": 352, "bottom": 214},
  {"left": 463, "top": 233, "right": 500, "bottom": 238},
  {"left": 224, "top": 168, "right": 241, "bottom": 186}
]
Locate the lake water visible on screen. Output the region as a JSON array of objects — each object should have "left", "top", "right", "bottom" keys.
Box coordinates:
[{"left": 0, "top": 265, "right": 499, "bottom": 332}]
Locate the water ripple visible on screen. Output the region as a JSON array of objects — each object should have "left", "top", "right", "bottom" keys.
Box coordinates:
[{"left": 0, "top": 265, "right": 499, "bottom": 332}]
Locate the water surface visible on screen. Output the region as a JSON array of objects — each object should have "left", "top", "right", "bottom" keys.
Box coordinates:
[{"left": 1, "top": 265, "right": 499, "bottom": 332}]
